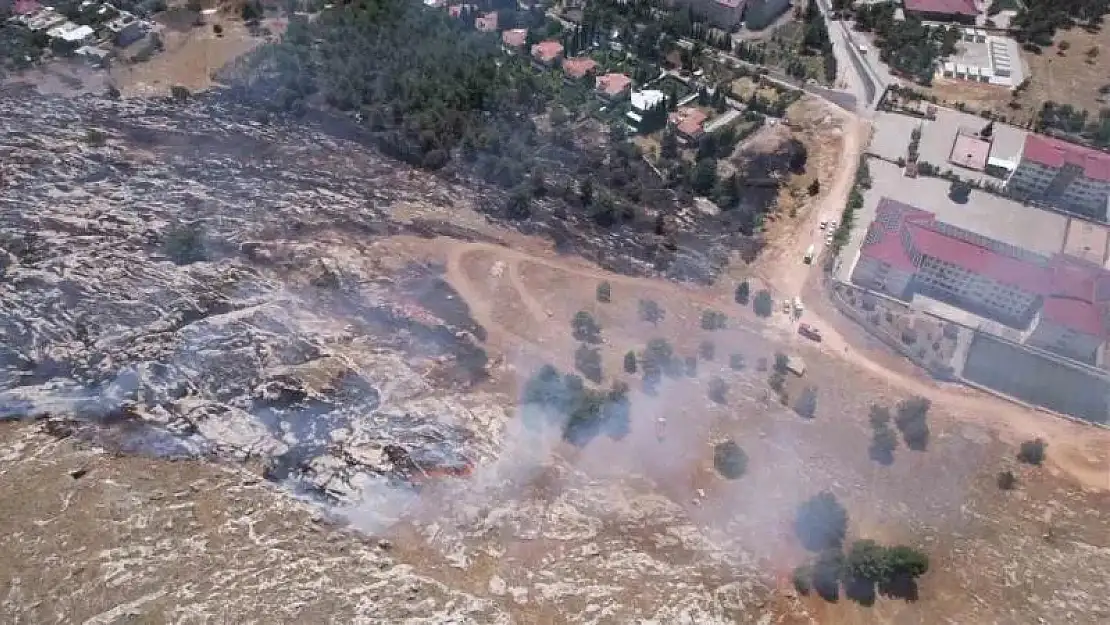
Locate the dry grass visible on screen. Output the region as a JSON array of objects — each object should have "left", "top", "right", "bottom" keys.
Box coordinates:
[
  {"left": 110, "top": 15, "right": 285, "bottom": 97},
  {"left": 925, "top": 25, "right": 1110, "bottom": 126}
]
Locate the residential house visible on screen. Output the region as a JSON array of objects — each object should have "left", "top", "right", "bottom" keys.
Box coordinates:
[
  {"left": 902, "top": 0, "right": 978, "bottom": 24},
  {"left": 474, "top": 11, "right": 497, "bottom": 32},
  {"left": 18, "top": 7, "right": 67, "bottom": 32},
  {"left": 1005, "top": 134, "right": 1110, "bottom": 221},
  {"left": 501, "top": 28, "right": 527, "bottom": 52},
  {"left": 562, "top": 56, "right": 598, "bottom": 80},
  {"left": 669, "top": 106, "right": 709, "bottom": 142},
  {"left": 596, "top": 72, "right": 632, "bottom": 100},
  {"left": 531, "top": 39, "right": 564, "bottom": 68},
  {"left": 627, "top": 89, "right": 667, "bottom": 132},
  {"left": 106, "top": 11, "right": 144, "bottom": 47}
]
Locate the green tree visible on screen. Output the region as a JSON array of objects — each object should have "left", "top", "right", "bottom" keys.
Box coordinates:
[
  {"left": 795, "top": 491, "right": 848, "bottom": 552},
  {"left": 691, "top": 157, "right": 718, "bottom": 195},
  {"left": 846, "top": 540, "right": 891, "bottom": 583},
  {"left": 596, "top": 281, "right": 612, "bottom": 303},
  {"left": 713, "top": 440, "right": 748, "bottom": 478},
  {"left": 794, "top": 386, "right": 818, "bottom": 419},
  {"left": 868, "top": 404, "right": 897, "bottom": 465},
  {"left": 701, "top": 310, "right": 726, "bottom": 330},
  {"left": 571, "top": 311, "right": 602, "bottom": 344},
  {"left": 792, "top": 564, "right": 813, "bottom": 595},
  {"left": 884, "top": 545, "right": 929, "bottom": 579},
  {"left": 684, "top": 355, "right": 698, "bottom": 377},
  {"left": 735, "top": 280, "right": 750, "bottom": 305},
  {"left": 575, "top": 344, "right": 603, "bottom": 383},
  {"left": 1017, "top": 438, "right": 1047, "bottom": 465},
  {"left": 729, "top": 353, "right": 745, "bottom": 370},
  {"left": 807, "top": 179, "right": 821, "bottom": 196},
  {"left": 811, "top": 548, "right": 844, "bottom": 601},
  {"left": 623, "top": 350, "right": 637, "bottom": 374},
  {"left": 753, "top": 289, "right": 774, "bottom": 317},
  {"left": 638, "top": 299, "right": 665, "bottom": 324},
  {"left": 773, "top": 352, "right": 790, "bottom": 374},
  {"left": 894, "top": 396, "right": 931, "bottom": 451}
]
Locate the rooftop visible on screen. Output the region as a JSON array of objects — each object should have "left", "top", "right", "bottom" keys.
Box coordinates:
[
  {"left": 948, "top": 130, "right": 992, "bottom": 171},
  {"left": 1021, "top": 133, "right": 1110, "bottom": 182},
  {"left": 562, "top": 56, "right": 598, "bottom": 79},
  {"left": 861, "top": 197, "right": 1110, "bottom": 337},
  {"left": 903, "top": 0, "right": 978, "bottom": 16},
  {"left": 669, "top": 107, "right": 708, "bottom": 137},
  {"left": 596, "top": 72, "right": 632, "bottom": 97},
  {"left": 501, "top": 28, "right": 527, "bottom": 48},
  {"left": 475, "top": 11, "right": 497, "bottom": 32},
  {"left": 531, "top": 40, "right": 564, "bottom": 63},
  {"left": 630, "top": 89, "right": 665, "bottom": 111}
]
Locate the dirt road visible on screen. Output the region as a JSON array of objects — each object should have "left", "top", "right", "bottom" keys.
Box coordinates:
[{"left": 438, "top": 238, "right": 1108, "bottom": 492}]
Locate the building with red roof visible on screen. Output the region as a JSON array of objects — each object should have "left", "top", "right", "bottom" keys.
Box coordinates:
[
  {"left": 853, "top": 197, "right": 1110, "bottom": 361},
  {"left": 562, "top": 56, "right": 598, "bottom": 80},
  {"left": 669, "top": 107, "right": 709, "bottom": 141},
  {"left": 595, "top": 72, "right": 632, "bottom": 100},
  {"left": 1005, "top": 133, "right": 1110, "bottom": 220},
  {"left": 903, "top": 0, "right": 979, "bottom": 24},
  {"left": 530, "top": 40, "right": 564, "bottom": 67},
  {"left": 474, "top": 11, "right": 498, "bottom": 32},
  {"left": 501, "top": 28, "right": 527, "bottom": 51}
]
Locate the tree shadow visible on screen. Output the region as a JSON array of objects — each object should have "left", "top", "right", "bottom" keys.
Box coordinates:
[
  {"left": 879, "top": 575, "right": 921, "bottom": 602},
  {"left": 844, "top": 577, "right": 877, "bottom": 606}
]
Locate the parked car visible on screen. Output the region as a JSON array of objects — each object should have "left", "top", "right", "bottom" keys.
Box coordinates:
[{"left": 798, "top": 323, "right": 822, "bottom": 342}]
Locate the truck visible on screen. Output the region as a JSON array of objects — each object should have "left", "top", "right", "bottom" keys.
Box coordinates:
[
  {"left": 803, "top": 244, "right": 815, "bottom": 264},
  {"left": 793, "top": 297, "right": 804, "bottom": 316},
  {"left": 798, "top": 323, "right": 822, "bottom": 342}
]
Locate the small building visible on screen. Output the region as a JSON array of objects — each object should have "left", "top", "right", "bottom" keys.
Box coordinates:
[
  {"left": 530, "top": 39, "right": 564, "bottom": 67},
  {"left": 627, "top": 89, "right": 666, "bottom": 132},
  {"left": 674, "top": 0, "right": 746, "bottom": 30},
  {"left": 948, "top": 128, "right": 992, "bottom": 171},
  {"left": 106, "top": 11, "right": 144, "bottom": 47},
  {"left": 902, "top": 0, "right": 978, "bottom": 24},
  {"left": 562, "top": 56, "right": 598, "bottom": 80},
  {"left": 596, "top": 72, "right": 632, "bottom": 100},
  {"left": 474, "top": 11, "right": 497, "bottom": 32},
  {"left": 47, "top": 22, "right": 96, "bottom": 46},
  {"left": 669, "top": 106, "right": 709, "bottom": 142},
  {"left": 501, "top": 28, "right": 527, "bottom": 52},
  {"left": 20, "top": 7, "right": 67, "bottom": 32}
]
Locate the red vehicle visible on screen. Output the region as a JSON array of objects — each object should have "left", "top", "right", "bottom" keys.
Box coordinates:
[{"left": 798, "top": 323, "right": 823, "bottom": 342}]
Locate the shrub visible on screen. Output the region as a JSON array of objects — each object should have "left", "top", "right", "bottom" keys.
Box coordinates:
[
  {"left": 792, "top": 564, "right": 813, "bottom": 595},
  {"left": 623, "top": 350, "right": 637, "bottom": 374},
  {"left": 794, "top": 385, "right": 818, "bottom": 419},
  {"left": 729, "top": 353, "right": 745, "bottom": 370},
  {"left": 699, "top": 340, "right": 715, "bottom": 361},
  {"left": 996, "top": 470, "right": 1017, "bottom": 490},
  {"left": 708, "top": 376, "right": 728, "bottom": 404},
  {"left": 795, "top": 491, "right": 848, "bottom": 552},
  {"left": 163, "top": 222, "right": 207, "bottom": 265},
  {"left": 735, "top": 280, "right": 750, "bottom": 305},
  {"left": 713, "top": 440, "right": 748, "bottom": 479},
  {"left": 701, "top": 310, "right": 726, "bottom": 330},
  {"left": 639, "top": 299, "right": 665, "bottom": 324},
  {"left": 596, "top": 281, "right": 611, "bottom": 303},
  {"left": 812, "top": 549, "right": 844, "bottom": 601},
  {"left": 1017, "top": 438, "right": 1047, "bottom": 465},
  {"left": 684, "top": 355, "right": 698, "bottom": 377},
  {"left": 170, "top": 85, "right": 191, "bottom": 102}
]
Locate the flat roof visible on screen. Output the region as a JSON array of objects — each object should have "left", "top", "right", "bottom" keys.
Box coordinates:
[
  {"left": 1063, "top": 218, "right": 1110, "bottom": 266},
  {"left": 949, "top": 132, "right": 992, "bottom": 171}
]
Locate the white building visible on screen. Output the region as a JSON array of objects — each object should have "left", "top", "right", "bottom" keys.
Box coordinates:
[
  {"left": 626, "top": 89, "right": 666, "bottom": 131},
  {"left": 1005, "top": 134, "right": 1110, "bottom": 221},
  {"left": 47, "top": 22, "right": 96, "bottom": 46}
]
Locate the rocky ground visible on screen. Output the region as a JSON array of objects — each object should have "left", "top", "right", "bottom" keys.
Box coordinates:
[{"left": 1, "top": 85, "right": 1108, "bottom": 624}]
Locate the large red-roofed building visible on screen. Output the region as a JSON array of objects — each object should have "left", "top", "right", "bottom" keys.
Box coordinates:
[
  {"left": 1005, "top": 133, "right": 1110, "bottom": 220},
  {"left": 852, "top": 197, "right": 1110, "bottom": 361},
  {"left": 903, "top": 0, "right": 978, "bottom": 23}
]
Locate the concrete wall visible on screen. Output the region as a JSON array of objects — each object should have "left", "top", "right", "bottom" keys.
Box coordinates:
[{"left": 1028, "top": 317, "right": 1102, "bottom": 362}]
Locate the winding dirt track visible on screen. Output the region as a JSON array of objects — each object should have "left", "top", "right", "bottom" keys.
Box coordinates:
[{"left": 442, "top": 240, "right": 1109, "bottom": 492}]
